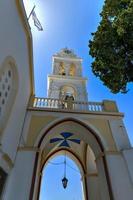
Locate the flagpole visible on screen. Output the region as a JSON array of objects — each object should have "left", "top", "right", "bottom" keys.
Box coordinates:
[{"left": 28, "top": 5, "right": 36, "bottom": 21}]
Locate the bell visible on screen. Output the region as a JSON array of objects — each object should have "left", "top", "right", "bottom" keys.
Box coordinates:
[{"left": 62, "top": 176, "right": 68, "bottom": 189}]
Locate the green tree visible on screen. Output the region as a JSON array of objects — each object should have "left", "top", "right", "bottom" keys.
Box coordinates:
[{"left": 89, "top": 0, "right": 133, "bottom": 93}]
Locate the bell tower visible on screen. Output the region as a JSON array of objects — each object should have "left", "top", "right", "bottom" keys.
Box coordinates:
[{"left": 48, "top": 48, "right": 88, "bottom": 102}]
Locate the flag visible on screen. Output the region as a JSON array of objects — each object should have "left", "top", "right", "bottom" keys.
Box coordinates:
[{"left": 31, "top": 10, "right": 43, "bottom": 31}]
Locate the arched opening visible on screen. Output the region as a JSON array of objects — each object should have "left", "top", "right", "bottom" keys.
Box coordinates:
[
  {"left": 39, "top": 152, "right": 84, "bottom": 200},
  {"left": 59, "top": 62, "right": 66, "bottom": 76},
  {"left": 30, "top": 118, "right": 113, "bottom": 200},
  {"left": 59, "top": 86, "right": 76, "bottom": 109},
  {"left": 59, "top": 85, "right": 76, "bottom": 100},
  {"left": 69, "top": 63, "right": 76, "bottom": 76}
]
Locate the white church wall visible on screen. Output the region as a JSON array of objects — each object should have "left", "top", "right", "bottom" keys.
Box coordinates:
[
  {"left": 86, "top": 176, "right": 100, "bottom": 200},
  {"left": 86, "top": 146, "right": 100, "bottom": 200},
  {"left": 0, "top": 0, "right": 32, "bottom": 162},
  {"left": 109, "top": 119, "right": 131, "bottom": 150},
  {"left": 96, "top": 158, "right": 110, "bottom": 200},
  {"left": 0, "top": 57, "right": 18, "bottom": 131},
  {"left": 52, "top": 57, "right": 82, "bottom": 77},
  {"left": 48, "top": 76, "right": 88, "bottom": 101},
  {"left": 3, "top": 151, "right": 35, "bottom": 200},
  {"left": 123, "top": 148, "right": 133, "bottom": 184},
  {"left": 106, "top": 154, "right": 133, "bottom": 200}
]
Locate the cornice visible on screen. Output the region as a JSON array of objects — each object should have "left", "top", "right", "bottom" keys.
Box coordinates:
[
  {"left": 48, "top": 74, "right": 88, "bottom": 81},
  {"left": 15, "top": 0, "right": 35, "bottom": 95},
  {"left": 27, "top": 106, "right": 124, "bottom": 118},
  {"left": 53, "top": 56, "right": 83, "bottom": 62}
]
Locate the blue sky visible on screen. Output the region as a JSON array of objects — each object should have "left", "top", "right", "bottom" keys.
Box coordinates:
[
  {"left": 24, "top": 0, "right": 133, "bottom": 145},
  {"left": 23, "top": 0, "right": 133, "bottom": 199},
  {"left": 39, "top": 156, "right": 83, "bottom": 200}
]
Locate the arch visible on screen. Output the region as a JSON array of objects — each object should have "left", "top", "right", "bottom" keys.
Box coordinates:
[
  {"left": 0, "top": 56, "right": 18, "bottom": 135},
  {"left": 43, "top": 148, "right": 86, "bottom": 173},
  {"left": 59, "top": 85, "right": 77, "bottom": 101},
  {"left": 34, "top": 117, "right": 106, "bottom": 149},
  {"left": 30, "top": 117, "right": 113, "bottom": 200},
  {"left": 38, "top": 148, "right": 87, "bottom": 200},
  {"left": 69, "top": 63, "right": 76, "bottom": 76},
  {"left": 59, "top": 62, "right": 66, "bottom": 75}
]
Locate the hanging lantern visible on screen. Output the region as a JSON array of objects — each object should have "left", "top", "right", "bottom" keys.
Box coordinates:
[
  {"left": 62, "top": 176, "right": 68, "bottom": 189},
  {"left": 62, "top": 151, "right": 68, "bottom": 189}
]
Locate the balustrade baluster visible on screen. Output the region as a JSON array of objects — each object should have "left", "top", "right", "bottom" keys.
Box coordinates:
[
  {"left": 56, "top": 99, "right": 59, "bottom": 108},
  {"left": 39, "top": 99, "right": 41, "bottom": 107},
  {"left": 35, "top": 98, "right": 37, "bottom": 107},
  {"left": 53, "top": 99, "right": 55, "bottom": 107},
  {"left": 33, "top": 98, "right": 37, "bottom": 107},
  {"left": 97, "top": 104, "right": 100, "bottom": 111},
  {"left": 42, "top": 99, "right": 45, "bottom": 107},
  {"left": 49, "top": 99, "right": 51, "bottom": 107},
  {"left": 89, "top": 102, "right": 92, "bottom": 111},
  {"left": 37, "top": 98, "right": 40, "bottom": 107},
  {"left": 72, "top": 101, "right": 75, "bottom": 110},
  {"left": 53, "top": 99, "right": 55, "bottom": 108},
  {"left": 31, "top": 97, "right": 104, "bottom": 112},
  {"left": 82, "top": 102, "right": 84, "bottom": 110},
  {"left": 93, "top": 103, "right": 96, "bottom": 111},
  {"left": 44, "top": 99, "right": 46, "bottom": 107},
  {"left": 51, "top": 100, "right": 53, "bottom": 108},
  {"left": 41, "top": 99, "right": 43, "bottom": 107}
]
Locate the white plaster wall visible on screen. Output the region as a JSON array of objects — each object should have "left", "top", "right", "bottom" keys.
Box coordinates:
[
  {"left": 48, "top": 76, "right": 88, "bottom": 101},
  {"left": 3, "top": 151, "right": 36, "bottom": 200},
  {"left": 96, "top": 158, "right": 110, "bottom": 200},
  {"left": 87, "top": 176, "right": 100, "bottom": 200},
  {"left": 0, "top": 0, "right": 32, "bottom": 162},
  {"left": 49, "top": 53, "right": 88, "bottom": 102},
  {"left": 109, "top": 119, "right": 131, "bottom": 150},
  {"left": 106, "top": 154, "right": 133, "bottom": 200},
  {"left": 123, "top": 148, "right": 133, "bottom": 184},
  {"left": 52, "top": 57, "right": 82, "bottom": 77}
]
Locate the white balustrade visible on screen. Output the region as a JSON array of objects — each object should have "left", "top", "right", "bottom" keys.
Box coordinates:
[{"left": 31, "top": 97, "right": 103, "bottom": 112}]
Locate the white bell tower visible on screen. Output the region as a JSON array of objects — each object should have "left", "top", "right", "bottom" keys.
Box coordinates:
[{"left": 48, "top": 48, "right": 88, "bottom": 102}]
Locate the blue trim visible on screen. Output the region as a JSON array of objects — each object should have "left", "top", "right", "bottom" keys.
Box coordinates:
[
  {"left": 59, "top": 140, "right": 70, "bottom": 147},
  {"left": 68, "top": 139, "right": 80, "bottom": 144},
  {"left": 60, "top": 132, "right": 73, "bottom": 139},
  {"left": 50, "top": 138, "right": 63, "bottom": 143}
]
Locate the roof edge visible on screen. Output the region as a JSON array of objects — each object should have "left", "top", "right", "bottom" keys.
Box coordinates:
[{"left": 16, "top": 0, "right": 35, "bottom": 95}]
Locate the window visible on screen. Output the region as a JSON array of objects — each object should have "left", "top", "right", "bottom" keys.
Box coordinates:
[
  {"left": 59, "top": 62, "right": 66, "bottom": 75},
  {"left": 0, "top": 69, "right": 13, "bottom": 116},
  {"left": 0, "top": 56, "right": 18, "bottom": 132},
  {"left": 60, "top": 85, "right": 76, "bottom": 100},
  {"left": 69, "top": 63, "right": 76, "bottom": 76}
]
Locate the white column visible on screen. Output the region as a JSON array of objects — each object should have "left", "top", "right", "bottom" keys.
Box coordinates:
[
  {"left": 3, "top": 150, "right": 36, "bottom": 200},
  {"left": 96, "top": 158, "right": 110, "bottom": 200},
  {"left": 109, "top": 119, "right": 131, "bottom": 150},
  {"left": 86, "top": 174, "right": 100, "bottom": 200},
  {"left": 122, "top": 148, "right": 133, "bottom": 184},
  {"left": 106, "top": 153, "right": 133, "bottom": 200}
]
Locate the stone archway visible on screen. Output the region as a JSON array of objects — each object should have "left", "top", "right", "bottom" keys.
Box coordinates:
[
  {"left": 38, "top": 148, "right": 87, "bottom": 200},
  {"left": 59, "top": 85, "right": 77, "bottom": 100},
  {"left": 30, "top": 118, "right": 113, "bottom": 200}
]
